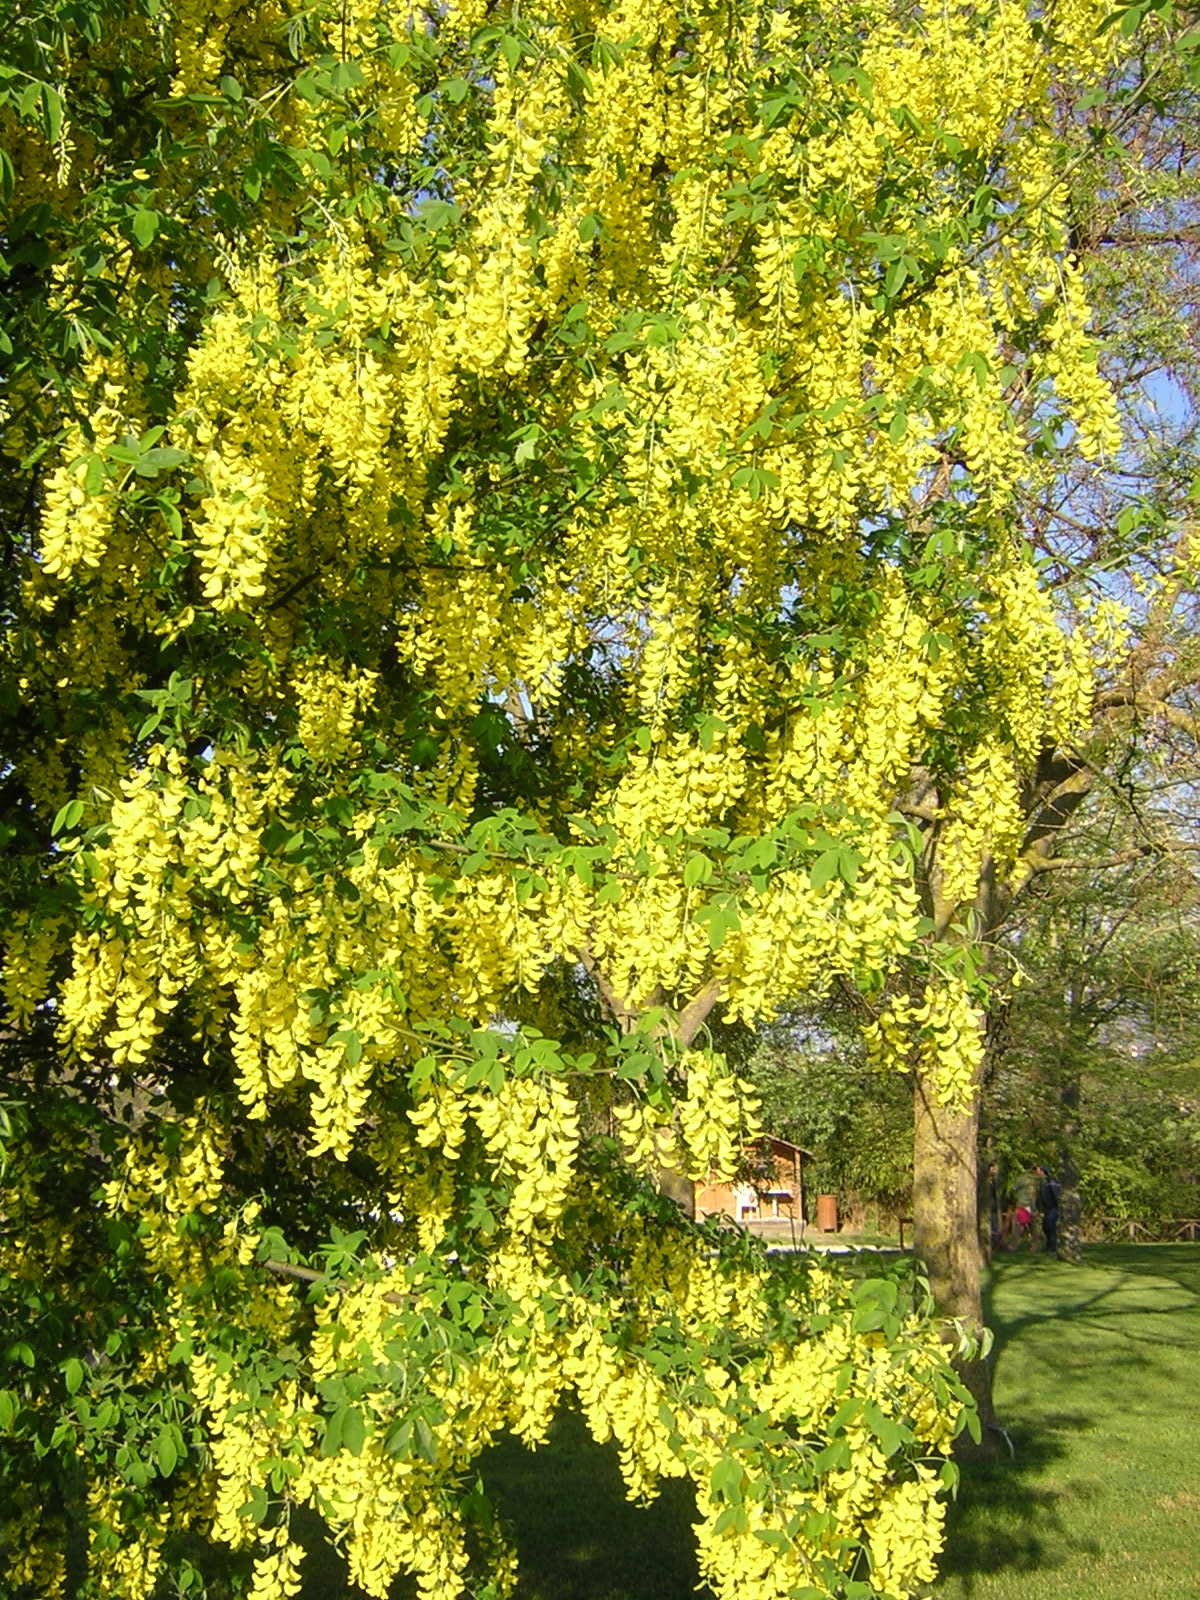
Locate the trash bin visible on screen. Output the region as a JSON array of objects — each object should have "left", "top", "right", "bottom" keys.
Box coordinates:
[{"left": 816, "top": 1193, "right": 838, "bottom": 1233}]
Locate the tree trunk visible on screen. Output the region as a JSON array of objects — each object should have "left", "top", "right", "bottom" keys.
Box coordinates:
[
  {"left": 656, "top": 1156, "right": 697, "bottom": 1218},
  {"left": 1058, "top": 1060, "right": 1083, "bottom": 1262},
  {"left": 912, "top": 1064, "right": 1000, "bottom": 1455}
]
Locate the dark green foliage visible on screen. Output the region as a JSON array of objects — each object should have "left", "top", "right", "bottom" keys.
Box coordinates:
[{"left": 747, "top": 1021, "right": 913, "bottom": 1227}]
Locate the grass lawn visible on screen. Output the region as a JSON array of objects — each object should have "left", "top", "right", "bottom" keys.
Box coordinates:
[
  {"left": 300, "top": 1244, "right": 1200, "bottom": 1599},
  {"left": 935, "top": 1243, "right": 1200, "bottom": 1600},
  {"left": 478, "top": 1411, "right": 704, "bottom": 1600}
]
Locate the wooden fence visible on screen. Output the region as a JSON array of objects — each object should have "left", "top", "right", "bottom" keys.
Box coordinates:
[{"left": 1087, "top": 1217, "right": 1200, "bottom": 1243}]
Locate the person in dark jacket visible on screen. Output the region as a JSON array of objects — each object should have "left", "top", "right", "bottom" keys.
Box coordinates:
[{"left": 1036, "top": 1165, "right": 1061, "bottom": 1254}]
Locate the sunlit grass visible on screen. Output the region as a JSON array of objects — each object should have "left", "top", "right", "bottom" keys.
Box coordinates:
[{"left": 935, "top": 1244, "right": 1200, "bottom": 1600}]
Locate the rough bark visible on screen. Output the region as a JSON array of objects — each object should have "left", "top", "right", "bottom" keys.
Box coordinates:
[
  {"left": 654, "top": 977, "right": 726, "bottom": 1219},
  {"left": 1057, "top": 1047, "right": 1084, "bottom": 1263},
  {"left": 912, "top": 1063, "right": 1000, "bottom": 1456},
  {"left": 904, "top": 754, "right": 1097, "bottom": 1450}
]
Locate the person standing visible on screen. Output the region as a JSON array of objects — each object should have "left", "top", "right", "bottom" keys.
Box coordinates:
[
  {"left": 1011, "top": 1168, "right": 1037, "bottom": 1252},
  {"left": 1037, "top": 1165, "right": 1061, "bottom": 1255}
]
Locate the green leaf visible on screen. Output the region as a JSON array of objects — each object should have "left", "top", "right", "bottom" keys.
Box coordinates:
[
  {"left": 63, "top": 1358, "right": 83, "bottom": 1395},
  {"left": 698, "top": 898, "right": 740, "bottom": 951},
  {"left": 342, "top": 1405, "right": 366, "bottom": 1456},
  {"left": 320, "top": 1406, "right": 345, "bottom": 1457},
  {"left": 414, "top": 1414, "right": 438, "bottom": 1463},
  {"left": 754, "top": 1528, "right": 791, "bottom": 1552},
  {"left": 809, "top": 848, "right": 841, "bottom": 889},
  {"left": 683, "top": 853, "right": 713, "bottom": 889},
  {"left": 888, "top": 407, "right": 908, "bottom": 444},
  {"left": 142, "top": 445, "right": 189, "bottom": 471},
  {"left": 710, "top": 1455, "right": 744, "bottom": 1503},
  {"left": 51, "top": 799, "right": 84, "bottom": 836},
  {"left": 414, "top": 198, "right": 459, "bottom": 230},
  {"left": 40, "top": 83, "right": 64, "bottom": 144},
  {"left": 156, "top": 494, "right": 183, "bottom": 539},
  {"left": 156, "top": 1429, "right": 178, "bottom": 1476},
  {"left": 131, "top": 208, "right": 159, "bottom": 249},
  {"left": 713, "top": 1503, "right": 746, "bottom": 1535},
  {"left": 243, "top": 1483, "right": 269, "bottom": 1524},
  {"left": 616, "top": 1049, "right": 655, "bottom": 1081}
]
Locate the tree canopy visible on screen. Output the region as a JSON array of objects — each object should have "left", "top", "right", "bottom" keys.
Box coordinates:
[{"left": 0, "top": 0, "right": 1161, "bottom": 1594}]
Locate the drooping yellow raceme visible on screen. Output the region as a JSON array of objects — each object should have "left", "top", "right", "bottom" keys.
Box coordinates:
[
  {"left": 864, "top": 975, "right": 987, "bottom": 1106},
  {"left": 936, "top": 739, "right": 1027, "bottom": 909}
]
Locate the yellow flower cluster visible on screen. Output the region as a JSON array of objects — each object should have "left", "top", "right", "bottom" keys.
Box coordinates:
[
  {"left": 612, "top": 1093, "right": 679, "bottom": 1173},
  {"left": 937, "top": 739, "right": 1026, "bottom": 907},
  {"left": 36, "top": 365, "right": 130, "bottom": 583},
  {"left": 193, "top": 448, "right": 272, "bottom": 613},
  {"left": 293, "top": 659, "right": 379, "bottom": 765},
  {"left": 866, "top": 1469, "right": 946, "bottom": 1593},
  {"left": 101, "top": 1111, "right": 226, "bottom": 1273},
  {"left": 865, "top": 975, "right": 986, "bottom": 1106},
  {"left": 86, "top": 1483, "right": 167, "bottom": 1600},
  {"left": 847, "top": 581, "right": 955, "bottom": 803},
  {"left": 982, "top": 557, "right": 1092, "bottom": 760},
  {"left": 5, "top": 1540, "right": 68, "bottom": 1599},
  {"left": 0, "top": 913, "right": 66, "bottom": 1025},
  {"left": 677, "top": 1052, "right": 763, "bottom": 1181},
  {"left": 9, "top": 1069, "right": 966, "bottom": 1600},
  {"left": 470, "top": 1075, "right": 581, "bottom": 1230},
  {"left": 1040, "top": 258, "right": 1123, "bottom": 462},
  {"left": 248, "top": 1528, "right": 305, "bottom": 1600}
]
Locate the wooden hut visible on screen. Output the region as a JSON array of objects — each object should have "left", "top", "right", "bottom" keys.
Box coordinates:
[{"left": 695, "top": 1135, "right": 812, "bottom": 1226}]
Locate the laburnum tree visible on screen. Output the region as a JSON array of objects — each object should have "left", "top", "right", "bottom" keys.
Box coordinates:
[{"left": 0, "top": 0, "right": 1145, "bottom": 1595}]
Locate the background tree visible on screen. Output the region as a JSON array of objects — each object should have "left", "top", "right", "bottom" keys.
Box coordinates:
[
  {"left": 746, "top": 1014, "right": 914, "bottom": 1234},
  {"left": 984, "top": 816, "right": 1200, "bottom": 1252}
]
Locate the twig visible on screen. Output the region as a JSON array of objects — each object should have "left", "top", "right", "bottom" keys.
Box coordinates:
[{"left": 262, "top": 1257, "right": 408, "bottom": 1306}]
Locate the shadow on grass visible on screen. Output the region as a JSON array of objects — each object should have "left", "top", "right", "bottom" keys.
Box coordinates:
[
  {"left": 937, "top": 1419, "right": 1080, "bottom": 1594},
  {"left": 480, "top": 1409, "right": 706, "bottom": 1600},
  {"left": 1084, "top": 1241, "right": 1200, "bottom": 1299}
]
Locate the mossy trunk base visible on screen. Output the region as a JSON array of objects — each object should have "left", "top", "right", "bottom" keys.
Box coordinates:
[{"left": 912, "top": 1069, "right": 1001, "bottom": 1456}]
